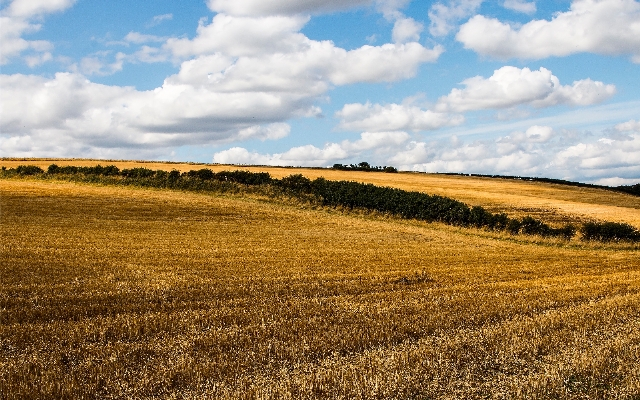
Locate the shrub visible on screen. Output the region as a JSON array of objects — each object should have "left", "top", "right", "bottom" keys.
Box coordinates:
[
  {"left": 214, "top": 170, "right": 272, "bottom": 185},
  {"left": 489, "top": 213, "right": 510, "bottom": 231},
  {"left": 168, "top": 170, "right": 181, "bottom": 181},
  {"left": 186, "top": 169, "right": 215, "bottom": 180},
  {"left": 581, "top": 222, "right": 640, "bottom": 242},
  {"left": 469, "top": 206, "right": 492, "bottom": 228},
  {"left": 121, "top": 168, "right": 156, "bottom": 179},
  {"left": 16, "top": 165, "right": 44, "bottom": 175},
  {"left": 519, "top": 216, "right": 552, "bottom": 237},
  {"left": 551, "top": 224, "right": 577, "bottom": 240},
  {"left": 279, "top": 174, "right": 313, "bottom": 193},
  {"left": 506, "top": 219, "right": 522, "bottom": 235}
]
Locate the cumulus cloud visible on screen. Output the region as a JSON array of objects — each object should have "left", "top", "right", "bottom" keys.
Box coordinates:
[
  {"left": 502, "top": 0, "right": 536, "bottom": 14},
  {"left": 4, "top": 0, "right": 76, "bottom": 18},
  {"left": 336, "top": 102, "right": 464, "bottom": 132},
  {"left": 392, "top": 17, "right": 424, "bottom": 43},
  {"left": 435, "top": 66, "right": 616, "bottom": 112},
  {"left": 0, "top": 0, "right": 76, "bottom": 64},
  {"left": 389, "top": 126, "right": 640, "bottom": 183},
  {"left": 553, "top": 135, "right": 640, "bottom": 181},
  {"left": 329, "top": 43, "right": 443, "bottom": 85},
  {"left": 210, "top": 123, "right": 640, "bottom": 183},
  {"left": 206, "top": 0, "right": 373, "bottom": 16},
  {"left": 162, "top": 14, "right": 442, "bottom": 83},
  {"left": 124, "top": 32, "right": 167, "bottom": 45},
  {"left": 428, "top": 0, "right": 483, "bottom": 36},
  {"left": 73, "top": 52, "right": 127, "bottom": 76},
  {"left": 616, "top": 119, "right": 640, "bottom": 132},
  {"left": 0, "top": 72, "right": 300, "bottom": 157},
  {"left": 457, "top": 0, "right": 640, "bottom": 61},
  {"left": 1, "top": 7, "right": 443, "bottom": 158},
  {"left": 147, "top": 13, "right": 172, "bottom": 27},
  {"left": 212, "top": 131, "right": 410, "bottom": 166},
  {"left": 165, "top": 14, "right": 311, "bottom": 58},
  {"left": 213, "top": 144, "right": 346, "bottom": 166}
]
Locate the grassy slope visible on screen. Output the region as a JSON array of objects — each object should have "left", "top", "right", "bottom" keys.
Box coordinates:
[
  {"left": 1, "top": 177, "right": 639, "bottom": 398},
  {"left": 2, "top": 158, "right": 639, "bottom": 228}
]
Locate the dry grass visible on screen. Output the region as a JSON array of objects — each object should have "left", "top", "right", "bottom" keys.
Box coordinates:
[
  {"left": 2, "top": 158, "right": 638, "bottom": 228},
  {"left": 1, "top": 175, "right": 640, "bottom": 398}
]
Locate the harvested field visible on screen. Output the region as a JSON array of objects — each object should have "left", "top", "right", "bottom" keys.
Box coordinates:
[
  {"left": 1, "top": 173, "right": 640, "bottom": 398},
  {"left": 2, "top": 158, "right": 640, "bottom": 228}
]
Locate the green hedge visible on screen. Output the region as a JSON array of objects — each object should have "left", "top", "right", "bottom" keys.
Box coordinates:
[{"left": 581, "top": 222, "right": 640, "bottom": 242}]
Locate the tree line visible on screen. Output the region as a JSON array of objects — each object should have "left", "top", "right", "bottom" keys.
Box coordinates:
[{"left": 4, "top": 164, "right": 639, "bottom": 243}]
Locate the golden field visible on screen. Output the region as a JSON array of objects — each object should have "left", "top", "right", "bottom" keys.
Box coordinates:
[
  {"left": 2, "top": 158, "right": 640, "bottom": 227},
  {"left": 1, "top": 162, "right": 640, "bottom": 398}
]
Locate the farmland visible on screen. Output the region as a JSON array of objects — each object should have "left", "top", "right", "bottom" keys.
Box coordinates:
[{"left": 1, "top": 161, "right": 640, "bottom": 398}]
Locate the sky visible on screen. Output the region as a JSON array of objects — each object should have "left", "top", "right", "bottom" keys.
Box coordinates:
[{"left": 1, "top": 0, "right": 639, "bottom": 184}]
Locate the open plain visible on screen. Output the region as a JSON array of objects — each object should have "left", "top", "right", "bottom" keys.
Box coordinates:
[{"left": 1, "top": 161, "right": 640, "bottom": 398}]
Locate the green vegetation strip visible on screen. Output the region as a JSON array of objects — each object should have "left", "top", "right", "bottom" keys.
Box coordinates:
[{"left": 4, "top": 164, "right": 640, "bottom": 243}]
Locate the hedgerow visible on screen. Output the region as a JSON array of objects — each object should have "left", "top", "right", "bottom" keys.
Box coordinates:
[
  {"left": 581, "top": 221, "right": 640, "bottom": 242},
  {"left": 3, "top": 164, "right": 638, "bottom": 243}
]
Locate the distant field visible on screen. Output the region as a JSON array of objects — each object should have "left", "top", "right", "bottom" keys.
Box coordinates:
[
  {"left": 2, "top": 158, "right": 640, "bottom": 228},
  {"left": 1, "top": 173, "right": 639, "bottom": 398}
]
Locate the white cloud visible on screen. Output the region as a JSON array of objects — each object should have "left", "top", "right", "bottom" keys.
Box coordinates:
[
  {"left": 616, "top": 119, "right": 640, "bottom": 132},
  {"left": 435, "top": 66, "right": 616, "bottom": 112},
  {"left": 162, "top": 14, "right": 441, "bottom": 83},
  {"left": 209, "top": 123, "right": 640, "bottom": 183},
  {"left": 206, "top": 0, "right": 374, "bottom": 16},
  {"left": 328, "top": 43, "right": 443, "bottom": 85},
  {"left": 213, "top": 131, "right": 410, "bottom": 166},
  {"left": 0, "top": 0, "right": 76, "bottom": 64},
  {"left": 342, "top": 131, "right": 411, "bottom": 151},
  {"left": 502, "top": 0, "right": 536, "bottom": 14},
  {"left": 1, "top": 6, "right": 443, "bottom": 158},
  {"left": 554, "top": 134, "right": 640, "bottom": 178},
  {"left": 428, "top": 0, "right": 483, "bottom": 36},
  {"left": 124, "top": 32, "right": 167, "bottom": 44},
  {"left": 236, "top": 123, "right": 291, "bottom": 141},
  {"left": 24, "top": 51, "right": 52, "bottom": 67},
  {"left": 392, "top": 17, "right": 424, "bottom": 43},
  {"left": 147, "top": 13, "right": 173, "bottom": 27},
  {"left": 389, "top": 127, "right": 640, "bottom": 183},
  {"left": 73, "top": 52, "right": 127, "bottom": 76},
  {"left": 0, "top": 72, "right": 300, "bottom": 155},
  {"left": 213, "top": 144, "right": 347, "bottom": 166},
  {"left": 165, "top": 14, "right": 311, "bottom": 58},
  {"left": 4, "top": 0, "right": 76, "bottom": 18},
  {"left": 457, "top": 0, "right": 640, "bottom": 61},
  {"left": 336, "top": 102, "right": 464, "bottom": 132}
]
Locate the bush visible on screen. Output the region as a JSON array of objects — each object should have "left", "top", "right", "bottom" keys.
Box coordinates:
[
  {"left": 581, "top": 222, "right": 640, "bottom": 242},
  {"left": 213, "top": 170, "right": 272, "bottom": 185},
  {"left": 506, "top": 219, "right": 522, "bottom": 235},
  {"left": 279, "top": 174, "right": 312, "bottom": 193},
  {"left": 551, "top": 224, "right": 577, "bottom": 240},
  {"left": 47, "top": 164, "right": 120, "bottom": 176},
  {"left": 168, "top": 170, "right": 181, "bottom": 181},
  {"left": 520, "top": 216, "right": 552, "bottom": 237},
  {"left": 16, "top": 165, "right": 44, "bottom": 175},
  {"left": 121, "top": 168, "right": 156, "bottom": 179}
]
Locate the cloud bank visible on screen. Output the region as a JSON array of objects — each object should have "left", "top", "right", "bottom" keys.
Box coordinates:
[{"left": 457, "top": 0, "right": 640, "bottom": 62}]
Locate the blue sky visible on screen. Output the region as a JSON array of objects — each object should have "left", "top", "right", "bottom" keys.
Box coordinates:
[{"left": 1, "top": 0, "right": 639, "bottom": 184}]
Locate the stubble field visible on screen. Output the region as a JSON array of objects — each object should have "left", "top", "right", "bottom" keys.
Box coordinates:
[{"left": 1, "top": 162, "right": 640, "bottom": 398}]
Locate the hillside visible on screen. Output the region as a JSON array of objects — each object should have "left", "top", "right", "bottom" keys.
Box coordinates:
[
  {"left": 1, "top": 161, "right": 640, "bottom": 398},
  {"left": 2, "top": 158, "right": 639, "bottom": 228}
]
